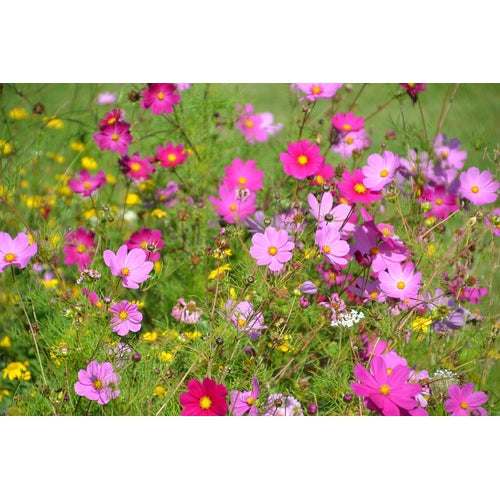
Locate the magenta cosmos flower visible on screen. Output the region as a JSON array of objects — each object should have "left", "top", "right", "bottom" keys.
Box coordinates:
[
  {"left": 125, "top": 228, "right": 164, "bottom": 262},
  {"left": 0, "top": 232, "right": 37, "bottom": 273},
  {"left": 63, "top": 227, "right": 96, "bottom": 271},
  {"left": 103, "top": 245, "right": 154, "bottom": 289},
  {"left": 459, "top": 166, "right": 499, "bottom": 205},
  {"left": 68, "top": 170, "right": 107, "bottom": 197},
  {"left": 110, "top": 300, "right": 143, "bottom": 336},
  {"left": 155, "top": 142, "right": 189, "bottom": 168},
  {"left": 179, "top": 377, "right": 228, "bottom": 416},
  {"left": 337, "top": 169, "right": 382, "bottom": 204},
  {"left": 315, "top": 225, "right": 350, "bottom": 266},
  {"left": 119, "top": 153, "right": 156, "bottom": 182},
  {"left": 361, "top": 151, "right": 400, "bottom": 191},
  {"left": 445, "top": 383, "right": 488, "bottom": 416},
  {"left": 140, "top": 83, "right": 181, "bottom": 115},
  {"left": 295, "top": 83, "right": 343, "bottom": 102},
  {"left": 222, "top": 158, "right": 263, "bottom": 192},
  {"left": 230, "top": 377, "right": 260, "bottom": 416},
  {"left": 350, "top": 355, "right": 422, "bottom": 416},
  {"left": 419, "top": 184, "right": 459, "bottom": 219},
  {"left": 74, "top": 360, "right": 120, "bottom": 405},
  {"left": 93, "top": 121, "right": 132, "bottom": 156},
  {"left": 209, "top": 184, "right": 257, "bottom": 224},
  {"left": 400, "top": 83, "right": 426, "bottom": 103},
  {"left": 331, "top": 111, "right": 365, "bottom": 132},
  {"left": 377, "top": 261, "right": 422, "bottom": 300},
  {"left": 279, "top": 139, "right": 324, "bottom": 179},
  {"left": 249, "top": 226, "right": 294, "bottom": 272}
]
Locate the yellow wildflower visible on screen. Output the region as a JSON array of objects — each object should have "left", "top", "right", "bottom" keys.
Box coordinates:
[
  {"left": 141, "top": 331, "right": 159, "bottom": 343},
  {"left": 411, "top": 316, "right": 433, "bottom": 333},
  {"left": 151, "top": 208, "right": 167, "bottom": 218},
  {"left": 70, "top": 140, "right": 85, "bottom": 152},
  {"left": 426, "top": 243, "right": 435, "bottom": 256},
  {"left": 2, "top": 361, "right": 31, "bottom": 381},
  {"left": 106, "top": 173, "right": 117, "bottom": 185},
  {"left": 81, "top": 156, "right": 98, "bottom": 170},
  {"left": 84, "top": 208, "right": 97, "bottom": 219},
  {"left": 46, "top": 152, "right": 65, "bottom": 164},
  {"left": 0, "top": 389, "right": 10, "bottom": 403},
  {"left": 184, "top": 330, "right": 202, "bottom": 341},
  {"left": 41, "top": 278, "right": 59, "bottom": 288},
  {"left": 0, "top": 336, "right": 11, "bottom": 348},
  {"left": 208, "top": 264, "right": 231, "bottom": 280},
  {"left": 9, "top": 107, "right": 28, "bottom": 120},
  {"left": 303, "top": 248, "right": 318, "bottom": 259},
  {"left": 158, "top": 351, "right": 174, "bottom": 362},
  {"left": 0, "top": 139, "right": 12, "bottom": 155},
  {"left": 153, "top": 386, "right": 167, "bottom": 398},
  {"left": 125, "top": 193, "right": 141, "bottom": 205},
  {"left": 1, "top": 293, "right": 20, "bottom": 306},
  {"left": 154, "top": 261, "right": 162, "bottom": 273},
  {"left": 43, "top": 116, "right": 64, "bottom": 129}
]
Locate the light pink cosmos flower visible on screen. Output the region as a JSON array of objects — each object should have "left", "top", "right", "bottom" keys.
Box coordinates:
[
  {"left": 0, "top": 232, "right": 38, "bottom": 273},
  {"left": 119, "top": 153, "right": 156, "bottom": 182},
  {"left": 171, "top": 297, "right": 202, "bottom": 324},
  {"left": 235, "top": 103, "right": 282, "bottom": 144},
  {"left": 263, "top": 394, "right": 303, "bottom": 416},
  {"left": 96, "top": 92, "right": 117, "bottom": 105},
  {"left": 337, "top": 169, "right": 382, "bottom": 204},
  {"left": 103, "top": 245, "right": 154, "bottom": 289},
  {"left": 222, "top": 158, "right": 263, "bottom": 192},
  {"left": 93, "top": 121, "right": 132, "bottom": 156},
  {"left": 315, "top": 225, "right": 350, "bottom": 267},
  {"left": 307, "top": 191, "right": 355, "bottom": 234},
  {"left": 74, "top": 360, "right": 120, "bottom": 405},
  {"left": 350, "top": 355, "right": 422, "bottom": 416},
  {"left": 224, "top": 299, "right": 267, "bottom": 340},
  {"left": 295, "top": 83, "right": 343, "bottom": 102},
  {"left": 209, "top": 184, "right": 257, "bottom": 224},
  {"left": 68, "top": 170, "right": 107, "bottom": 197},
  {"left": 445, "top": 383, "right": 488, "bottom": 416},
  {"left": 332, "top": 129, "right": 371, "bottom": 158},
  {"left": 434, "top": 134, "right": 467, "bottom": 171},
  {"left": 63, "top": 227, "right": 96, "bottom": 271},
  {"left": 279, "top": 139, "right": 324, "bottom": 179},
  {"left": 230, "top": 377, "right": 260, "bottom": 416},
  {"left": 459, "top": 166, "right": 499, "bottom": 205},
  {"left": 110, "top": 300, "right": 143, "bottom": 337},
  {"left": 140, "top": 83, "right": 181, "bottom": 115},
  {"left": 249, "top": 226, "right": 294, "bottom": 272},
  {"left": 485, "top": 207, "right": 500, "bottom": 236},
  {"left": 362, "top": 151, "right": 400, "bottom": 191},
  {"left": 377, "top": 261, "right": 422, "bottom": 300},
  {"left": 155, "top": 142, "right": 189, "bottom": 168},
  {"left": 125, "top": 228, "right": 164, "bottom": 262}
]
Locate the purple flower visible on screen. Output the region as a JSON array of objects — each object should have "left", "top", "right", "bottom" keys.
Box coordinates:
[
  {"left": 74, "top": 360, "right": 120, "bottom": 405},
  {"left": 103, "top": 245, "right": 154, "bottom": 289},
  {"left": 249, "top": 226, "right": 294, "bottom": 272},
  {"left": 445, "top": 383, "right": 488, "bottom": 416},
  {"left": 459, "top": 166, "right": 499, "bottom": 205},
  {"left": 224, "top": 300, "right": 267, "bottom": 340},
  {"left": 0, "top": 232, "right": 38, "bottom": 273},
  {"left": 300, "top": 281, "right": 318, "bottom": 294},
  {"left": 110, "top": 300, "right": 143, "bottom": 336},
  {"left": 230, "top": 377, "right": 260, "bottom": 416}
]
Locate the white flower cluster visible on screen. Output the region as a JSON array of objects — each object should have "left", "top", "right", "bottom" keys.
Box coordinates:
[{"left": 331, "top": 309, "right": 365, "bottom": 327}]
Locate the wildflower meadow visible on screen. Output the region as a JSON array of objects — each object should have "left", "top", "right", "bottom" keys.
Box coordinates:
[{"left": 0, "top": 82, "right": 499, "bottom": 418}]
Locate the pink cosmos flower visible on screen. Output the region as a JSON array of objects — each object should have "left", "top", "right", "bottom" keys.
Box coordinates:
[
  {"left": 63, "top": 227, "right": 96, "bottom": 271},
  {"left": 307, "top": 191, "right": 355, "bottom": 233},
  {"left": 263, "top": 394, "right": 303, "bottom": 416},
  {"left": 279, "top": 140, "right": 324, "bottom": 179},
  {"left": 93, "top": 121, "right": 132, "bottom": 156},
  {"left": 419, "top": 184, "right": 459, "bottom": 219},
  {"left": 400, "top": 83, "right": 426, "bottom": 103},
  {"left": 208, "top": 184, "right": 257, "bottom": 224},
  {"left": 98, "top": 108, "right": 126, "bottom": 129},
  {"left": 68, "top": 170, "right": 107, "bottom": 197},
  {"left": 459, "top": 166, "right": 499, "bottom": 205},
  {"left": 434, "top": 134, "right": 467, "bottom": 171},
  {"left": 97, "top": 92, "right": 117, "bottom": 105},
  {"left": 222, "top": 158, "right": 263, "bottom": 192},
  {"left": 362, "top": 151, "right": 400, "bottom": 191},
  {"left": 171, "top": 297, "right": 202, "bottom": 324},
  {"left": 155, "top": 181, "right": 180, "bottom": 208},
  {"left": 74, "top": 360, "right": 120, "bottom": 405},
  {"left": 337, "top": 169, "right": 382, "bottom": 204},
  {"left": 485, "top": 207, "right": 500, "bottom": 236},
  {"left": 350, "top": 355, "right": 422, "bottom": 416},
  {"left": 249, "top": 226, "right": 294, "bottom": 272},
  {"left": 103, "top": 245, "right": 154, "bottom": 289},
  {"left": 445, "top": 383, "right": 488, "bottom": 416},
  {"left": 125, "top": 228, "right": 164, "bottom": 262},
  {"left": 332, "top": 129, "right": 371, "bottom": 158},
  {"left": 310, "top": 161, "right": 335, "bottom": 187},
  {"left": 315, "top": 225, "right": 350, "bottom": 266},
  {"left": 331, "top": 112, "right": 365, "bottom": 132},
  {"left": 235, "top": 103, "right": 281, "bottom": 144},
  {"left": 378, "top": 261, "right": 422, "bottom": 300},
  {"left": 179, "top": 377, "right": 228, "bottom": 416},
  {"left": 230, "top": 377, "right": 260, "bottom": 416},
  {"left": 140, "top": 83, "right": 181, "bottom": 115},
  {"left": 110, "top": 300, "right": 143, "bottom": 337},
  {"left": 295, "top": 83, "right": 343, "bottom": 102},
  {"left": 119, "top": 153, "right": 156, "bottom": 182},
  {"left": 224, "top": 299, "right": 267, "bottom": 340},
  {"left": 155, "top": 142, "right": 189, "bottom": 168},
  {"left": 0, "top": 232, "right": 38, "bottom": 273}
]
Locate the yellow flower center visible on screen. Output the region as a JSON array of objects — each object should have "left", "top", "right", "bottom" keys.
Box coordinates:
[
  {"left": 380, "top": 169, "right": 389, "bottom": 177},
  {"left": 268, "top": 246, "right": 278, "bottom": 256},
  {"left": 471, "top": 186, "right": 479, "bottom": 194},
  {"left": 93, "top": 379, "right": 103, "bottom": 389},
  {"left": 83, "top": 181, "right": 91, "bottom": 189},
  {"left": 167, "top": 153, "right": 177, "bottom": 162},
  {"left": 346, "top": 136, "right": 354, "bottom": 144},
  {"left": 77, "top": 244, "right": 86, "bottom": 254},
  {"left": 229, "top": 203, "right": 237, "bottom": 211},
  {"left": 397, "top": 281, "right": 405, "bottom": 289},
  {"left": 407, "top": 83, "right": 416, "bottom": 88},
  {"left": 460, "top": 401, "right": 469, "bottom": 410},
  {"left": 343, "top": 124, "right": 352, "bottom": 131},
  {"left": 245, "top": 119, "right": 254, "bottom": 128},
  {"left": 322, "top": 245, "right": 331, "bottom": 254},
  {"left": 111, "top": 133, "right": 120, "bottom": 141},
  {"left": 140, "top": 241, "right": 148, "bottom": 249},
  {"left": 387, "top": 367, "right": 393, "bottom": 375},
  {"left": 370, "top": 247, "right": 379, "bottom": 255},
  {"left": 238, "top": 176, "right": 247, "bottom": 185},
  {"left": 237, "top": 318, "right": 246, "bottom": 327},
  {"left": 381, "top": 227, "right": 391, "bottom": 237},
  {"left": 199, "top": 396, "right": 212, "bottom": 410},
  {"left": 315, "top": 175, "right": 325, "bottom": 185},
  {"left": 297, "top": 155, "right": 308, "bottom": 166},
  {"left": 130, "top": 162, "right": 141, "bottom": 172},
  {"left": 4, "top": 253, "right": 16, "bottom": 262},
  {"left": 312, "top": 85, "right": 321, "bottom": 94},
  {"left": 119, "top": 311, "right": 128, "bottom": 320},
  {"left": 121, "top": 267, "right": 130, "bottom": 276},
  {"left": 435, "top": 198, "right": 443, "bottom": 206},
  {"left": 107, "top": 117, "right": 116, "bottom": 125},
  {"left": 246, "top": 396, "right": 255, "bottom": 405},
  {"left": 441, "top": 150, "right": 449, "bottom": 159},
  {"left": 380, "top": 384, "right": 391, "bottom": 395},
  {"left": 157, "top": 92, "right": 165, "bottom": 100},
  {"left": 369, "top": 291, "right": 378, "bottom": 298},
  {"left": 354, "top": 183, "right": 366, "bottom": 194}
]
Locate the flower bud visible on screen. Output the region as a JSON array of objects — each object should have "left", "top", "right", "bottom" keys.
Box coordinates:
[{"left": 307, "top": 403, "right": 318, "bottom": 415}]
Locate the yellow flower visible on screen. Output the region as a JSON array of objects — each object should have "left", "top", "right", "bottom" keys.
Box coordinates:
[
  {"left": 0, "top": 336, "right": 11, "bottom": 348},
  {"left": 46, "top": 152, "right": 65, "bottom": 164},
  {"left": 154, "top": 261, "right": 162, "bottom": 273},
  {"left": 70, "top": 140, "right": 85, "bottom": 152},
  {"left": 131, "top": 300, "right": 145, "bottom": 309},
  {"left": 0, "top": 389, "right": 10, "bottom": 403},
  {"left": 138, "top": 180, "right": 154, "bottom": 192},
  {"left": 81, "top": 156, "right": 98, "bottom": 170},
  {"left": 0, "top": 139, "right": 12, "bottom": 155},
  {"left": 9, "top": 107, "right": 28, "bottom": 120},
  {"left": 426, "top": 243, "right": 435, "bottom": 256},
  {"left": 212, "top": 248, "right": 232, "bottom": 259},
  {"left": 158, "top": 351, "right": 174, "bottom": 362},
  {"left": 41, "top": 278, "right": 59, "bottom": 288},
  {"left": 153, "top": 386, "right": 167, "bottom": 398},
  {"left": 106, "top": 173, "right": 117, "bottom": 185},
  {"left": 2, "top": 361, "right": 31, "bottom": 381},
  {"left": 84, "top": 208, "right": 97, "bottom": 220},
  {"left": 141, "top": 331, "right": 159, "bottom": 343},
  {"left": 303, "top": 248, "right": 318, "bottom": 259},
  {"left": 184, "top": 330, "right": 202, "bottom": 341},
  {"left": 411, "top": 316, "right": 432, "bottom": 333},
  {"left": 151, "top": 208, "right": 167, "bottom": 218},
  {"left": 208, "top": 264, "right": 231, "bottom": 280},
  {"left": 43, "top": 116, "right": 64, "bottom": 129},
  {"left": 125, "top": 193, "right": 141, "bottom": 205},
  {"left": 1, "top": 293, "right": 20, "bottom": 306}
]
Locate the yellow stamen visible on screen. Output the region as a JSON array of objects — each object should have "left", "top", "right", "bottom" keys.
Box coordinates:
[
  {"left": 354, "top": 183, "right": 366, "bottom": 194},
  {"left": 312, "top": 85, "right": 321, "bottom": 94},
  {"left": 199, "top": 396, "right": 212, "bottom": 410},
  {"left": 397, "top": 281, "right": 405, "bottom": 289},
  {"left": 380, "top": 384, "right": 391, "bottom": 395},
  {"left": 111, "top": 133, "right": 120, "bottom": 141},
  {"left": 121, "top": 267, "right": 130, "bottom": 276},
  {"left": 460, "top": 401, "right": 469, "bottom": 410},
  {"left": 77, "top": 244, "right": 86, "bottom": 254},
  {"left": 246, "top": 397, "right": 255, "bottom": 405},
  {"left": 471, "top": 186, "right": 479, "bottom": 194},
  {"left": 238, "top": 176, "right": 247, "bottom": 185},
  {"left": 343, "top": 124, "right": 352, "bottom": 131},
  {"left": 93, "top": 379, "right": 103, "bottom": 390},
  {"left": 297, "top": 155, "right": 308, "bottom": 166},
  {"left": 245, "top": 119, "right": 253, "bottom": 128},
  {"left": 237, "top": 318, "right": 246, "bottom": 327},
  {"left": 268, "top": 246, "right": 278, "bottom": 256},
  {"left": 130, "top": 162, "right": 141, "bottom": 172},
  {"left": 229, "top": 203, "right": 237, "bottom": 211},
  {"left": 435, "top": 198, "right": 443, "bottom": 206},
  {"left": 167, "top": 153, "right": 177, "bottom": 162},
  {"left": 380, "top": 169, "right": 389, "bottom": 177},
  {"left": 157, "top": 92, "right": 165, "bottom": 100},
  {"left": 4, "top": 253, "right": 16, "bottom": 263},
  {"left": 322, "top": 245, "right": 331, "bottom": 254},
  {"left": 119, "top": 311, "right": 128, "bottom": 320},
  {"left": 83, "top": 181, "right": 91, "bottom": 189}
]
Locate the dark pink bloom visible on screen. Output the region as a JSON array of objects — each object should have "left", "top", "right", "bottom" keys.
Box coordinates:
[
  {"left": 459, "top": 166, "right": 499, "bottom": 205},
  {"left": 63, "top": 227, "right": 96, "bottom": 271},
  {"left": 125, "top": 228, "right": 164, "bottom": 262},
  {"left": 230, "top": 377, "right": 260, "bottom": 416},
  {"left": 310, "top": 161, "right": 335, "bottom": 187},
  {"left": 140, "top": 83, "right": 180, "bottom": 115},
  {"left": 103, "top": 245, "right": 154, "bottom": 289},
  {"left": 222, "top": 158, "right": 263, "bottom": 192},
  {"left": 315, "top": 225, "right": 350, "bottom": 267},
  {"left": 98, "top": 108, "right": 126, "bottom": 129},
  {"left": 74, "top": 360, "right": 120, "bottom": 405},
  {"left": 93, "top": 121, "right": 132, "bottom": 156},
  {"left": 445, "top": 383, "right": 488, "bottom": 416},
  {"left": 208, "top": 184, "right": 257, "bottom": 224},
  {"left": 419, "top": 184, "right": 459, "bottom": 219},
  {"left": 400, "top": 83, "right": 426, "bottom": 103},
  {"left": 362, "top": 151, "right": 400, "bottom": 191},
  {"left": 179, "top": 378, "right": 228, "bottom": 416},
  {"left": 119, "top": 153, "right": 156, "bottom": 182},
  {"left": 337, "top": 169, "right": 382, "bottom": 204},
  {"left": 350, "top": 355, "right": 422, "bottom": 416},
  {"left": 331, "top": 112, "right": 365, "bottom": 132},
  {"left": 279, "top": 140, "right": 324, "bottom": 180},
  {"left": 0, "top": 232, "right": 38, "bottom": 273},
  {"left": 110, "top": 300, "right": 143, "bottom": 336},
  {"left": 249, "top": 226, "right": 294, "bottom": 272},
  {"left": 378, "top": 261, "right": 422, "bottom": 300},
  {"left": 485, "top": 208, "right": 500, "bottom": 236},
  {"left": 68, "top": 170, "right": 107, "bottom": 197},
  {"left": 155, "top": 142, "right": 189, "bottom": 168},
  {"left": 295, "top": 83, "right": 343, "bottom": 102}
]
